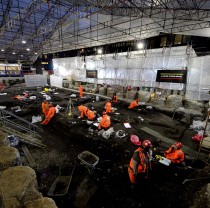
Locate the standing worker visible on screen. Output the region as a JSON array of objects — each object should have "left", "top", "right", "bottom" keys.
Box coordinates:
[
  {"left": 111, "top": 92, "right": 118, "bottom": 103},
  {"left": 164, "top": 142, "right": 185, "bottom": 165},
  {"left": 105, "top": 99, "right": 112, "bottom": 114},
  {"left": 79, "top": 85, "right": 83, "bottom": 98},
  {"left": 42, "top": 99, "right": 49, "bottom": 117},
  {"left": 98, "top": 111, "right": 111, "bottom": 130},
  {"left": 41, "top": 104, "right": 56, "bottom": 125},
  {"left": 128, "top": 98, "right": 139, "bottom": 109},
  {"left": 128, "top": 140, "right": 153, "bottom": 184}
]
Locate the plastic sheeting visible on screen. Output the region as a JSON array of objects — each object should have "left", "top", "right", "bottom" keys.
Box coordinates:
[
  {"left": 50, "top": 75, "right": 63, "bottom": 88},
  {"left": 53, "top": 46, "right": 210, "bottom": 100}
]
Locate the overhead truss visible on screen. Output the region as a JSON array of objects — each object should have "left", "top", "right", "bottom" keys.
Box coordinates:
[{"left": 0, "top": 0, "right": 210, "bottom": 61}]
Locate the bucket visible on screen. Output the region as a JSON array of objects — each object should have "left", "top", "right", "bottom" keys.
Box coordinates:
[{"left": 78, "top": 151, "right": 99, "bottom": 167}]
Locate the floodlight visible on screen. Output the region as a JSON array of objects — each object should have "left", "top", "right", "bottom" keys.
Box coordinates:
[
  {"left": 137, "top": 42, "right": 144, "bottom": 49},
  {"left": 97, "top": 48, "right": 103, "bottom": 54}
]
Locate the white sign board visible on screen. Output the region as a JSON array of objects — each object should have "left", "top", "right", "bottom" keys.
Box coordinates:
[{"left": 25, "top": 75, "right": 47, "bottom": 87}]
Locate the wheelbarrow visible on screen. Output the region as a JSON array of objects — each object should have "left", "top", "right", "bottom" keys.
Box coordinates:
[{"left": 47, "top": 164, "right": 75, "bottom": 197}]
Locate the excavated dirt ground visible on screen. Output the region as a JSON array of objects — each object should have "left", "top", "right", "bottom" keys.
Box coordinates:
[{"left": 1, "top": 83, "right": 210, "bottom": 208}]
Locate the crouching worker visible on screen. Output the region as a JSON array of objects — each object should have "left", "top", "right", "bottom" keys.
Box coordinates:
[
  {"left": 128, "top": 98, "right": 139, "bottom": 109},
  {"left": 86, "top": 108, "right": 96, "bottom": 121},
  {"left": 128, "top": 140, "right": 153, "bottom": 184},
  {"left": 164, "top": 142, "right": 185, "bottom": 166},
  {"left": 105, "top": 99, "right": 112, "bottom": 114},
  {"left": 41, "top": 104, "right": 56, "bottom": 125},
  {"left": 78, "top": 105, "right": 88, "bottom": 119},
  {"left": 98, "top": 111, "right": 111, "bottom": 130}
]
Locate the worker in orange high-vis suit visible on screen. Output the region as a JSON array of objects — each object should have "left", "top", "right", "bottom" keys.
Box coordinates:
[
  {"left": 42, "top": 100, "right": 49, "bottom": 117},
  {"left": 98, "top": 111, "right": 111, "bottom": 130},
  {"left": 105, "top": 99, "right": 112, "bottom": 113},
  {"left": 164, "top": 142, "right": 185, "bottom": 165},
  {"left": 111, "top": 92, "right": 118, "bottom": 103},
  {"left": 79, "top": 85, "right": 83, "bottom": 98},
  {"left": 41, "top": 104, "right": 56, "bottom": 125},
  {"left": 128, "top": 98, "right": 139, "bottom": 109},
  {"left": 128, "top": 140, "right": 153, "bottom": 184},
  {"left": 86, "top": 108, "right": 96, "bottom": 120},
  {"left": 78, "top": 105, "right": 88, "bottom": 118}
]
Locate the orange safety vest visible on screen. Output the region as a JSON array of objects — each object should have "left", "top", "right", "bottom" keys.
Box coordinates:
[
  {"left": 86, "top": 109, "right": 95, "bottom": 120},
  {"left": 105, "top": 101, "right": 111, "bottom": 113},
  {"left": 128, "top": 99, "right": 139, "bottom": 109},
  {"left": 128, "top": 147, "right": 152, "bottom": 183},
  {"left": 42, "top": 107, "right": 56, "bottom": 125},
  {"left": 164, "top": 146, "right": 185, "bottom": 164},
  {"left": 79, "top": 85, "right": 83, "bottom": 97},
  {"left": 78, "top": 105, "right": 88, "bottom": 118},
  {"left": 99, "top": 114, "right": 111, "bottom": 129}
]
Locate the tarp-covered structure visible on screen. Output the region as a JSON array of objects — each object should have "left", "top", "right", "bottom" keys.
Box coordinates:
[{"left": 53, "top": 46, "right": 210, "bottom": 100}]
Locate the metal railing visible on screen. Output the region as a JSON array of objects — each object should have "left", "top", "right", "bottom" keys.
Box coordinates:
[{"left": 0, "top": 109, "right": 41, "bottom": 139}]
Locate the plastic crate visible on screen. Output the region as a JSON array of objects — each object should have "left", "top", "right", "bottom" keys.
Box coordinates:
[{"left": 78, "top": 151, "right": 99, "bottom": 167}]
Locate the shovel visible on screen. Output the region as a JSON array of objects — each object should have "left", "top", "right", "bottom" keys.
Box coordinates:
[{"left": 182, "top": 176, "right": 210, "bottom": 184}]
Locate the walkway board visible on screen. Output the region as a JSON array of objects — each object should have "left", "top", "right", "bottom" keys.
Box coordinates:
[{"left": 21, "top": 145, "right": 36, "bottom": 168}]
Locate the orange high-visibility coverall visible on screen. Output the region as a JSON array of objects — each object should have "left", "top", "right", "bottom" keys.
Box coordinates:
[
  {"left": 42, "top": 101, "right": 49, "bottom": 117},
  {"left": 78, "top": 105, "right": 88, "bottom": 118},
  {"left": 164, "top": 145, "right": 185, "bottom": 164},
  {"left": 105, "top": 101, "right": 111, "bottom": 113},
  {"left": 98, "top": 114, "right": 111, "bottom": 129},
  {"left": 86, "top": 109, "right": 95, "bottom": 120},
  {"left": 128, "top": 147, "right": 152, "bottom": 184},
  {"left": 79, "top": 85, "right": 83, "bottom": 97},
  {"left": 41, "top": 107, "right": 56, "bottom": 125},
  {"left": 128, "top": 99, "right": 139, "bottom": 109}
]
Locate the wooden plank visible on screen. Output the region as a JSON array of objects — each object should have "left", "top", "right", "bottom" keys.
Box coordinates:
[{"left": 21, "top": 145, "right": 36, "bottom": 168}]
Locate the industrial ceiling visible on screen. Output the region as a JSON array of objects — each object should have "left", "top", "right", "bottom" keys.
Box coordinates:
[{"left": 1, "top": 0, "right": 210, "bottom": 62}]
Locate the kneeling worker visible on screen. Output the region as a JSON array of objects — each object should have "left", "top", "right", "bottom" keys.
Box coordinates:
[
  {"left": 41, "top": 104, "right": 56, "bottom": 125},
  {"left": 128, "top": 98, "right": 139, "bottom": 109},
  {"left": 98, "top": 111, "right": 111, "bottom": 130},
  {"left": 164, "top": 142, "right": 185, "bottom": 165},
  {"left": 78, "top": 105, "right": 88, "bottom": 119},
  {"left": 86, "top": 108, "right": 96, "bottom": 121}
]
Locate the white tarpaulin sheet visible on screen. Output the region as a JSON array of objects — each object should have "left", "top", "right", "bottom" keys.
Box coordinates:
[
  {"left": 50, "top": 75, "right": 63, "bottom": 88},
  {"left": 52, "top": 46, "right": 210, "bottom": 100}
]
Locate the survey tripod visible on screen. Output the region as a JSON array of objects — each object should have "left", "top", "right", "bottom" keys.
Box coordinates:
[{"left": 65, "top": 98, "right": 76, "bottom": 117}]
